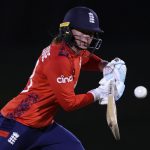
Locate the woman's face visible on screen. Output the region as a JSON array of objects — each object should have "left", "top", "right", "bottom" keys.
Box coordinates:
[{"left": 71, "top": 29, "right": 94, "bottom": 50}]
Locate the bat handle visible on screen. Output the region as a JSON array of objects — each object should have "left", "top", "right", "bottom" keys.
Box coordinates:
[{"left": 109, "top": 80, "right": 115, "bottom": 95}]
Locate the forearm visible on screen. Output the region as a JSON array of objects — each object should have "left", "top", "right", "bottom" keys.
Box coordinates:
[
  {"left": 56, "top": 93, "right": 94, "bottom": 112},
  {"left": 82, "top": 54, "right": 108, "bottom": 71}
]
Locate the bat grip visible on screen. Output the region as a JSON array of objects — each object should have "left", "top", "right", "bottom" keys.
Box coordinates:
[{"left": 109, "top": 80, "right": 115, "bottom": 95}]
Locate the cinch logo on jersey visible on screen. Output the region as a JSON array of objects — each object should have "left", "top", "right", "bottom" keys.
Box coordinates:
[
  {"left": 8, "top": 132, "right": 20, "bottom": 145},
  {"left": 88, "top": 12, "right": 95, "bottom": 23},
  {"left": 57, "top": 75, "right": 73, "bottom": 83}
]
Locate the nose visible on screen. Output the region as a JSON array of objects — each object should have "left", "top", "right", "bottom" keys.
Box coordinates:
[{"left": 81, "top": 34, "right": 91, "bottom": 42}]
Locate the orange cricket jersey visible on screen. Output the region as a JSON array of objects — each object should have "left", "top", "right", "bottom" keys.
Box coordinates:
[{"left": 1, "top": 41, "right": 103, "bottom": 128}]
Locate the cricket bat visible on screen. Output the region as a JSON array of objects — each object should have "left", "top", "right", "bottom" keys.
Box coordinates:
[{"left": 106, "top": 80, "right": 120, "bottom": 140}]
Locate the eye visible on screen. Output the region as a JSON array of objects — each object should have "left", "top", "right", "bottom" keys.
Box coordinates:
[{"left": 89, "top": 33, "right": 94, "bottom": 38}]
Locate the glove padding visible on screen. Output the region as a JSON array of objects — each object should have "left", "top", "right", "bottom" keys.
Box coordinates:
[
  {"left": 103, "top": 57, "right": 127, "bottom": 83},
  {"left": 99, "top": 79, "right": 125, "bottom": 105},
  {"left": 89, "top": 81, "right": 110, "bottom": 102},
  {"left": 89, "top": 58, "right": 126, "bottom": 105},
  {"left": 89, "top": 79, "right": 125, "bottom": 105}
]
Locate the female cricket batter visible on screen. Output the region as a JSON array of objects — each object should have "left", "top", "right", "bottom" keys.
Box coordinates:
[{"left": 0, "top": 6, "right": 126, "bottom": 150}]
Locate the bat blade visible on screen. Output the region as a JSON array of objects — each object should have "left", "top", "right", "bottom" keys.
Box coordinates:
[{"left": 106, "top": 81, "right": 120, "bottom": 140}]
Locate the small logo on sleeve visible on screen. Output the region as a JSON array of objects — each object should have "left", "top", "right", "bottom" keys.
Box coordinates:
[
  {"left": 57, "top": 75, "right": 73, "bottom": 83},
  {"left": 8, "top": 132, "right": 20, "bottom": 145}
]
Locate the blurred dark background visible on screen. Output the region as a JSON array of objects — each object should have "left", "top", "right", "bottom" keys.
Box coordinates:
[{"left": 0, "top": 0, "right": 150, "bottom": 149}]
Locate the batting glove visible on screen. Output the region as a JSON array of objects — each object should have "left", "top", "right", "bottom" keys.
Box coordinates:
[
  {"left": 88, "top": 80, "right": 110, "bottom": 103},
  {"left": 89, "top": 79, "right": 125, "bottom": 105},
  {"left": 103, "top": 57, "right": 127, "bottom": 83}
]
